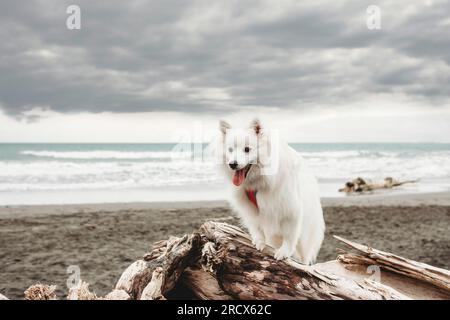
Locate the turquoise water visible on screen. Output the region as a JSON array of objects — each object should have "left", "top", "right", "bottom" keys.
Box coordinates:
[{"left": 0, "top": 143, "right": 449, "bottom": 204}]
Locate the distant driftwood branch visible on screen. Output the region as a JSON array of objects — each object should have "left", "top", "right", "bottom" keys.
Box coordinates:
[
  {"left": 8, "top": 221, "right": 450, "bottom": 300},
  {"left": 339, "top": 177, "right": 419, "bottom": 193}
]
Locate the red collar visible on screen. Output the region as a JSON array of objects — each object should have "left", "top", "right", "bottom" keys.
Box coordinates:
[{"left": 245, "top": 189, "right": 258, "bottom": 209}]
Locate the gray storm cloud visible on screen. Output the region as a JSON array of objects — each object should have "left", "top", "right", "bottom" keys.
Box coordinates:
[{"left": 0, "top": 0, "right": 449, "bottom": 118}]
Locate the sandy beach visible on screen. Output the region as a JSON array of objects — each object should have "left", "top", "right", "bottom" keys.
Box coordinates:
[{"left": 0, "top": 192, "right": 449, "bottom": 299}]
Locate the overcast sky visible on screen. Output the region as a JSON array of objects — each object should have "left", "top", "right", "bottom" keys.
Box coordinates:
[{"left": 0, "top": 0, "right": 449, "bottom": 142}]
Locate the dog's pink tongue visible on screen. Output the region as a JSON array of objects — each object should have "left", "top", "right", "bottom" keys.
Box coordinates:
[{"left": 233, "top": 169, "right": 245, "bottom": 186}]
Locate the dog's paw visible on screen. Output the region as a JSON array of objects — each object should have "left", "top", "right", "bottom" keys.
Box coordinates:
[
  {"left": 254, "top": 240, "right": 266, "bottom": 252},
  {"left": 274, "top": 247, "right": 292, "bottom": 260},
  {"left": 252, "top": 237, "right": 266, "bottom": 252}
]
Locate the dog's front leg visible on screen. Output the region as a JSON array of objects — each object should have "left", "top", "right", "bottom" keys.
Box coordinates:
[
  {"left": 274, "top": 217, "right": 300, "bottom": 260},
  {"left": 249, "top": 226, "right": 266, "bottom": 251},
  {"left": 242, "top": 216, "right": 266, "bottom": 251}
]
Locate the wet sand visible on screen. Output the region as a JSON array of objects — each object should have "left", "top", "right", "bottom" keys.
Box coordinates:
[{"left": 0, "top": 193, "right": 449, "bottom": 299}]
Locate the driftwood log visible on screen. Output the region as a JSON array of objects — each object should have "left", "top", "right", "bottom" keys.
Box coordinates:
[
  {"left": 339, "top": 177, "right": 419, "bottom": 193},
  {"left": 335, "top": 236, "right": 450, "bottom": 293},
  {"left": 6, "top": 221, "right": 450, "bottom": 300}
]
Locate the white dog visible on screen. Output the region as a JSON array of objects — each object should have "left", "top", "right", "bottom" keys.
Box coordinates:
[{"left": 216, "top": 118, "right": 325, "bottom": 264}]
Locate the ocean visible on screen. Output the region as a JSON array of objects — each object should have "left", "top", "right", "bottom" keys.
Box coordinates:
[{"left": 1, "top": 143, "right": 449, "bottom": 205}]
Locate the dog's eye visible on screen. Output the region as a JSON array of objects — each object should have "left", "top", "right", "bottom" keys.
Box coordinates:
[
  {"left": 244, "top": 147, "right": 250, "bottom": 153},
  {"left": 228, "top": 147, "right": 233, "bottom": 153}
]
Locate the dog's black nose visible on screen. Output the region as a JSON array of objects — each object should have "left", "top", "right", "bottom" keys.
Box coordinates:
[{"left": 229, "top": 161, "right": 238, "bottom": 170}]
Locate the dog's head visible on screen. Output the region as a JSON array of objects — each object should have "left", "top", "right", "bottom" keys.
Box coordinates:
[{"left": 218, "top": 118, "right": 266, "bottom": 187}]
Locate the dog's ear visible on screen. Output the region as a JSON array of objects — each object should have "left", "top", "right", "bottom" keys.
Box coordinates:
[
  {"left": 219, "top": 120, "right": 231, "bottom": 135},
  {"left": 250, "top": 118, "right": 262, "bottom": 135}
]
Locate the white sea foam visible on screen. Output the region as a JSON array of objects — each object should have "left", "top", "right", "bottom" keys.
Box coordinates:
[
  {"left": 21, "top": 150, "right": 192, "bottom": 159},
  {"left": 0, "top": 160, "right": 218, "bottom": 191},
  {"left": 1, "top": 146, "right": 448, "bottom": 195}
]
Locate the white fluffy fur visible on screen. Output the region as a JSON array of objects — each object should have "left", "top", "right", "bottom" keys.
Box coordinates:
[{"left": 216, "top": 119, "right": 325, "bottom": 264}]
